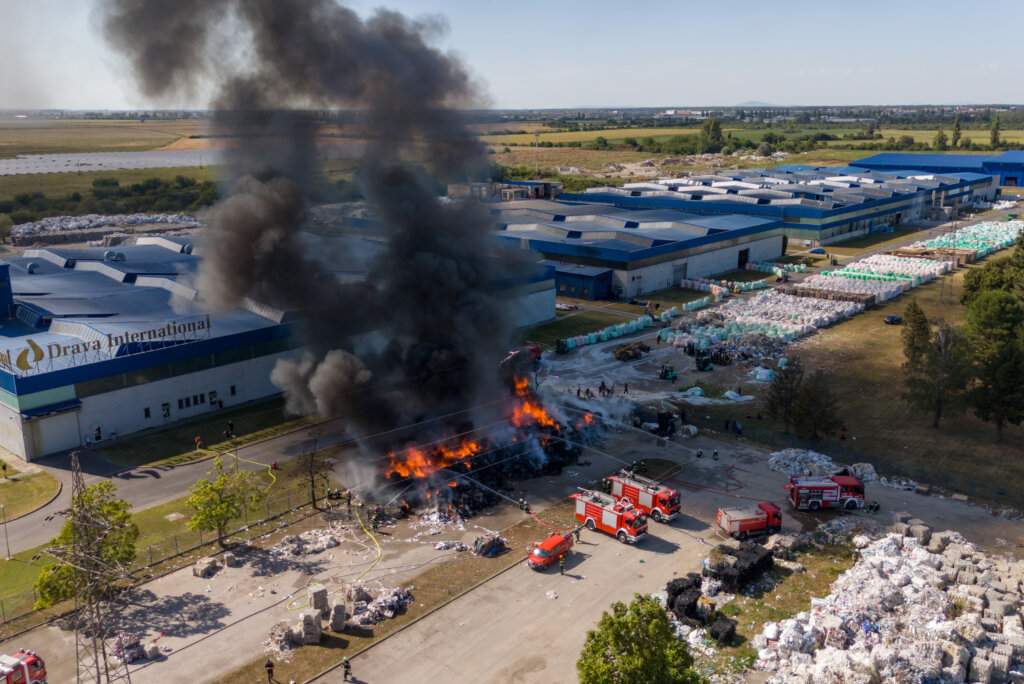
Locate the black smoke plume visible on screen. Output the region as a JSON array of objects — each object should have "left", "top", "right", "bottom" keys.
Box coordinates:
[{"left": 99, "top": 0, "right": 529, "bottom": 445}]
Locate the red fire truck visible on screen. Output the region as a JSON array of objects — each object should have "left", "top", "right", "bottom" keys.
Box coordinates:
[
  {"left": 571, "top": 489, "right": 648, "bottom": 544},
  {"left": 716, "top": 503, "right": 782, "bottom": 539},
  {"left": 0, "top": 650, "right": 47, "bottom": 684},
  {"left": 606, "top": 471, "right": 681, "bottom": 523},
  {"left": 527, "top": 531, "right": 575, "bottom": 570},
  {"left": 784, "top": 475, "right": 865, "bottom": 511}
]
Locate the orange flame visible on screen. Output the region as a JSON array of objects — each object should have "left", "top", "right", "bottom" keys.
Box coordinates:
[
  {"left": 426, "top": 490, "right": 432, "bottom": 500},
  {"left": 510, "top": 376, "right": 557, "bottom": 429},
  {"left": 386, "top": 437, "right": 484, "bottom": 479},
  {"left": 448, "top": 481, "right": 458, "bottom": 488}
]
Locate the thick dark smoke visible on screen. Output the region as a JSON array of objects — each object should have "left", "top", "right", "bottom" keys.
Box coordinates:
[{"left": 99, "top": 0, "right": 528, "bottom": 443}]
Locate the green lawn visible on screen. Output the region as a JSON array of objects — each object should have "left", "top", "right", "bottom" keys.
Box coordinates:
[
  {"left": 826, "top": 228, "right": 922, "bottom": 256},
  {"left": 97, "top": 398, "right": 317, "bottom": 468},
  {"left": 0, "top": 471, "right": 61, "bottom": 520},
  {"left": 524, "top": 309, "right": 634, "bottom": 349}
]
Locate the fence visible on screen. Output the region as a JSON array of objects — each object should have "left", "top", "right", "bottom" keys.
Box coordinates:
[
  {"left": 684, "top": 413, "right": 1017, "bottom": 507},
  {"left": 0, "top": 489, "right": 315, "bottom": 627}
]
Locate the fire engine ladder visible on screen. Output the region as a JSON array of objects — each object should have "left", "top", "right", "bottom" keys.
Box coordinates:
[{"left": 618, "top": 469, "right": 662, "bottom": 490}]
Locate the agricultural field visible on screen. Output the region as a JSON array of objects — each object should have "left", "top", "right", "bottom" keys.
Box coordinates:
[{"left": 0, "top": 119, "right": 211, "bottom": 159}]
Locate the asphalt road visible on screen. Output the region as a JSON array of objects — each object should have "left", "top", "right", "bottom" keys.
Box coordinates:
[{"left": 3, "top": 415, "right": 352, "bottom": 555}]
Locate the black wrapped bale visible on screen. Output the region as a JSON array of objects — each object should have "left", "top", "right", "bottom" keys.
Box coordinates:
[
  {"left": 709, "top": 615, "right": 737, "bottom": 643},
  {"left": 671, "top": 587, "right": 703, "bottom": 623},
  {"left": 704, "top": 541, "right": 774, "bottom": 592},
  {"left": 666, "top": 573, "right": 702, "bottom": 603}
]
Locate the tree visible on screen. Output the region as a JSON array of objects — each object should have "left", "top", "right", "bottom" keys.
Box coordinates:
[
  {"left": 0, "top": 214, "right": 11, "bottom": 244},
  {"left": 756, "top": 141, "right": 773, "bottom": 157},
  {"left": 34, "top": 482, "right": 138, "bottom": 609},
  {"left": 765, "top": 357, "right": 804, "bottom": 434},
  {"left": 961, "top": 254, "right": 1019, "bottom": 306},
  {"left": 701, "top": 117, "right": 723, "bottom": 144},
  {"left": 186, "top": 455, "right": 265, "bottom": 546},
  {"left": 902, "top": 320, "right": 972, "bottom": 429},
  {"left": 897, "top": 135, "right": 916, "bottom": 150},
  {"left": 933, "top": 127, "right": 948, "bottom": 151},
  {"left": 991, "top": 116, "right": 1001, "bottom": 149},
  {"left": 300, "top": 428, "right": 332, "bottom": 509},
  {"left": 901, "top": 299, "right": 931, "bottom": 371},
  {"left": 593, "top": 136, "right": 609, "bottom": 150},
  {"left": 577, "top": 594, "right": 702, "bottom": 684},
  {"left": 791, "top": 370, "right": 842, "bottom": 440},
  {"left": 951, "top": 115, "right": 962, "bottom": 148},
  {"left": 965, "top": 290, "right": 1024, "bottom": 366},
  {"left": 971, "top": 340, "right": 1024, "bottom": 442}
]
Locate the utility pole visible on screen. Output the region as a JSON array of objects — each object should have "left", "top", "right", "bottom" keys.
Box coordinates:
[
  {"left": 1, "top": 503, "right": 9, "bottom": 560},
  {"left": 44, "top": 452, "right": 134, "bottom": 684}
]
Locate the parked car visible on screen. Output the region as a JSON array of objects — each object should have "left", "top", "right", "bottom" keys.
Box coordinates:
[{"left": 884, "top": 314, "right": 902, "bottom": 325}]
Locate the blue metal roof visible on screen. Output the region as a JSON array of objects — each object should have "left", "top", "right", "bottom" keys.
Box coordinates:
[{"left": 850, "top": 153, "right": 989, "bottom": 170}]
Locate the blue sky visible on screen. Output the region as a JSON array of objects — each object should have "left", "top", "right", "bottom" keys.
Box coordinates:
[{"left": 2, "top": 0, "right": 1022, "bottom": 110}]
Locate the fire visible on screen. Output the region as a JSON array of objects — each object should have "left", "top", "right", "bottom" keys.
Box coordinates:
[
  {"left": 510, "top": 377, "right": 557, "bottom": 430},
  {"left": 386, "top": 437, "right": 484, "bottom": 479},
  {"left": 576, "top": 413, "right": 595, "bottom": 428},
  {"left": 448, "top": 481, "right": 458, "bottom": 488}
]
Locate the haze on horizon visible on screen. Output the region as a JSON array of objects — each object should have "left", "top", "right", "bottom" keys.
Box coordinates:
[{"left": 1, "top": 0, "right": 1022, "bottom": 111}]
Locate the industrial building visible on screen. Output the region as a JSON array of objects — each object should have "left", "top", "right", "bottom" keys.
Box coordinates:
[
  {"left": 492, "top": 200, "right": 783, "bottom": 298},
  {"left": 0, "top": 232, "right": 554, "bottom": 461},
  {"left": 560, "top": 166, "right": 999, "bottom": 245},
  {"left": 0, "top": 237, "right": 295, "bottom": 461},
  {"left": 850, "top": 151, "right": 1024, "bottom": 187}
]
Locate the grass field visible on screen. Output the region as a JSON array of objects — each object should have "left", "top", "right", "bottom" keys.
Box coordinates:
[
  {"left": 825, "top": 228, "right": 921, "bottom": 256},
  {"left": 0, "top": 471, "right": 61, "bottom": 519},
  {"left": 0, "top": 120, "right": 212, "bottom": 159},
  {"left": 96, "top": 398, "right": 317, "bottom": 468},
  {"left": 524, "top": 309, "right": 633, "bottom": 349}
]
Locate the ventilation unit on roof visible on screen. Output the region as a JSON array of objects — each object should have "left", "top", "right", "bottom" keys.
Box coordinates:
[
  {"left": 26, "top": 262, "right": 39, "bottom": 274},
  {"left": 183, "top": 243, "right": 194, "bottom": 254}
]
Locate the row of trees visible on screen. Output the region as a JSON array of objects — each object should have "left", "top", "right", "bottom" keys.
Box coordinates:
[
  {"left": 901, "top": 258, "right": 1024, "bottom": 440},
  {"left": 1, "top": 175, "right": 219, "bottom": 225},
  {"left": 764, "top": 359, "right": 843, "bottom": 440}
]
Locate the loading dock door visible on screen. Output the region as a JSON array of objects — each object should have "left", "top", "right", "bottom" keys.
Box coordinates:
[
  {"left": 33, "top": 410, "right": 81, "bottom": 457},
  {"left": 737, "top": 249, "right": 750, "bottom": 269}
]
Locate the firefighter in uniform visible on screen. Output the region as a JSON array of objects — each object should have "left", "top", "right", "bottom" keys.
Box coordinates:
[
  {"left": 712, "top": 450, "right": 719, "bottom": 460},
  {"left": 264, "top": 659, "right": 275, "bottom": 682},
  {"left": 559, "top": 554, "right": 566, "bottom": 575},
  {"left": 342, "top": 656, "right": 352, "bottom": 680}
]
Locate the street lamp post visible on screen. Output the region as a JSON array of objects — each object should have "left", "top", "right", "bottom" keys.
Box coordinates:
[{"left": 1, "top": 504, "right": 10, "bottom": 560}]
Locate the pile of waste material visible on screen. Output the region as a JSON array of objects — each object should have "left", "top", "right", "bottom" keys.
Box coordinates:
[
  {"left": 265, "top": 621, "right": 297, "bottom": 659},
  {"left": 754, "top": 525, "right": 1024, "bottom": 684},
  {"left": 702, "top": 541, "right": 775, "bottom": 593},
  {"left": 767, "top": 448, "right": 881, "bottom": 484},
  {"left": 108, "top": 633, "right": 145, "bottom": 664},
  {"left": 271, "top": 527, "right": 341, "bottom": 557},
  {"left": 350, "top": 587, "right": 415, "bottom": 626},
  {"left": 433, "top": 540, "right": 468, "bottom": 552},
  {"left": 471, "top": 534, "right": 508, "bottom": 557},
  {"left": 794, "top": 274, "right": 905, "bottom": 302},
  {"left": 12, "top": 212, "right": 198, "bottom": 235},
  {"left": 411, "top": 509, "right": 468, "bottom": 536}
]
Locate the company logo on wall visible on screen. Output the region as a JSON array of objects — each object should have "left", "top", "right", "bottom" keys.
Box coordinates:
[{"left": 0, "top": 315, "right": 212, "bottom": 375}]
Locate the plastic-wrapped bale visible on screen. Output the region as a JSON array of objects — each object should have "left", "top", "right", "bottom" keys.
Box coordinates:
[
  {"left": 708, "top": 618, "right": 741, "bottom": 643},
  {"left": 309, "top": 584, "right": 328, "bottom": 615}
]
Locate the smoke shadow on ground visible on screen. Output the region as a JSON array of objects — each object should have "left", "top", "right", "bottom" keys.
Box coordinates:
[
  {"left": 111, "top": 589, "right": 230, "bottom": 638},
  {"left": 237, "top": 546, "right": 331, "bottom": 578},
  {"left": 636, "top": 536, "right": 680, "bottom": 555},
  {"left": 664, "top": 513, "right": 709, "bottom": 533}
]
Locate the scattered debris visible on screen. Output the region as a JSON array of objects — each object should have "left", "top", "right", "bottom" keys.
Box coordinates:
[
  {"left": 471, "top": 534, "right": 508, "bottom": 557},
  {"left": 433, "top": 540, "right": 469, "bottom": 552},
  {"left": 193, "top": 558, "right": 219, "bottom": 578},
  {"left": 350, "top": 587, "right": 415, "bottom": 626}
]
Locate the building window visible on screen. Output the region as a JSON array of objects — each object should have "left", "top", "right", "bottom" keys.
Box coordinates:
[
  {"left": 161, "top": 403, "right": 171, "bottom": 418},
  {"left": 199, "top": 393, "right": 205, "bottom": 404},
  {"left": 193, "top": 394, "right": 200, "bottom": 405},
  {"left": 185, "top": 397, "right": 192, "bottom": 408},
  {"left": 230, "top": 385, "right": 237, "bottom": 396},
  {"left": 143, "top": 407, "right": 151, "bottom": 419},
  {"left": 178, "top": 399, "right": 184, "bottom": 410}
]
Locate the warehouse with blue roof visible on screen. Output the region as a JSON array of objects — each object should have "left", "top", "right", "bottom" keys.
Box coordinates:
[
  {"left": 0, "top": 236, "right": 297, "bottom": 461},
  {"left": 849, "top": 151, "right": 1024, "bottom": 187},
  {"left": 559, "top": 165, "right": 999, "bottom": 246},
  {"left": 492, "top": 200, "right": 784, "bottom": 298}
]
